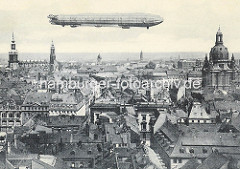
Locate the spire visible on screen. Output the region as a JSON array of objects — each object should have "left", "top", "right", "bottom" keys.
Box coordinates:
[
  {"left": 140, "top": 50, "right": 143, "bottom": 61},
  {"left": 231, "top": 53, "right": 235, "bottom": 61},
  {"left": 51, "top": 40, "right": 55, "bottom": 48},
  {"left": 205, "top": 53, "right": 208, "bottom": 61},
  {"left": 12, "top": 32, "right": 15, "bottom": 42},
  {"left": 230, "top": 53, "right": 235, "bottom": 68},
  {"left": 97, "top": 53, "right": 102, "bottom": 65},
  {"left": 203, "top": 54, "right": 209, "bottom": 68},
  {"left": 216, "top": 26, "right": 223, "bottom": 45},
  {"left": 10, "top": 33, "right": 16, "bottom": 51}
]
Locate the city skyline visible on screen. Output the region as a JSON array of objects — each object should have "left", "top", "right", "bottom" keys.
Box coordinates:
[{"left": 0, "top": 0, "right": 240, "bottom": 55}]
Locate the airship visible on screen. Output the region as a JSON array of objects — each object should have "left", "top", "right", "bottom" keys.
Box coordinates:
[{"left": 48, "top": 13, "right": 163, "bottom": 29}]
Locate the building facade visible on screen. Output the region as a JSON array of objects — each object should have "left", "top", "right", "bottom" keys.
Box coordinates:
[{"left": 0, "top": 100, "right": 22, "bottom": 133}]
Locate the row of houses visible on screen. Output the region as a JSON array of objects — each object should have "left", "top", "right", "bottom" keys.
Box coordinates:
[{"left": 0, "top": 91, "right": 87, "bottom": 132}]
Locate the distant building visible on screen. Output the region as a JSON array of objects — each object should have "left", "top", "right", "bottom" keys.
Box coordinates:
[
  {"left": 0, "top": 100, "right": 22, "bottom": 133},
  {"left": 18, "top": 41, "right": 54, "bottom": 71},
  {"left": 19, "top": 60, "right": 49, "bottom": 69},
  {"left": 49, "top": 92, "right": 86, "bottom": 116},
  {"left": 177, "top": 59, "right": 195, "bottom": 70},
  {"left": 8, "top": 33, "right": 19, "bottom": 70},
  {"left": 21, "top": 92, "right": 52, "bottom": 123},
  {"left": 202, "top": 28, "right": 236, "bottom": 90},
  {"left": 97, "top": 53, "right": 102, "bottom": 65},
  {"left": 177, "top": 59, "right": 203, "bottom": 71}
]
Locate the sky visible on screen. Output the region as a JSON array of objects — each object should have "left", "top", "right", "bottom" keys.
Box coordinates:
[{"left": 0, "top": 0, "right": 240, "bottom": 54}]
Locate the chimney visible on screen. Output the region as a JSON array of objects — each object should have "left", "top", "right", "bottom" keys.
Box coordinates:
[
  {"left": 70, "top": 133, "right": 73, "bottom": 143},
  {"left": 7, "top": 142, "right": 11, "bottom": 154},
  {"left": 14, "top": 134, "right": 17, "bottom": 149}
]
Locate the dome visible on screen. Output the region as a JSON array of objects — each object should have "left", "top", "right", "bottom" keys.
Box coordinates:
[
  {"left": 209, "top": 27, "right": 229, "bottom": 62},
  {"left": 210, "top": 44, "right": 229, "bottom": 61}
]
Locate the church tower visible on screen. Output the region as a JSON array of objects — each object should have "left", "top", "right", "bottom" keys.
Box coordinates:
[
  {"left": 8, "top": 33, "right": 19, "bottom": 70},
  {"left": 49, "top": 41, "right": 56, "bottom": 73},
  {"left": 140, "top": 50, "right": 143, "bottom": 61},
  {"left": 97, "top": 53, "right": 102, "bottom": 65},
  {"left": 202, "top": 27, "right": 236, "bottom": 90}
]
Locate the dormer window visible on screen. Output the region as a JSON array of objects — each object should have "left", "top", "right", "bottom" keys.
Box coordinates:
[
  {"left": 189, "top": 148, "right": 194, "bottom": 154},
  {"left": 179, "top": 148, "right": 185, "bottom": 153},
  {"left": 202, "top": 148, "right": 207, "bottom": 154}
]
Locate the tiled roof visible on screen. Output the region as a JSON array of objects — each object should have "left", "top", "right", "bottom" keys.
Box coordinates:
[
  {"left": 23, "top": 92, "right": 52, "bottom": 105},
  {"left": 51, "top": 93, "right": 78, "bottom": 105},
  {"left": 180, "top": 158, "right": 200, "bottom": 169},
  {"left": 124, "top": 114, "right": 139, "bottom": 135},
  {"left": 160, "top": 120, "right": 180, "bottom": 143},
  {"left": 181, "top": 132, "right": 240, "bottom": 147},
  {"left": 171, "top": 132, "right": 240, "bottom": 158},
  {"left": 196, "top": 151, "right": 229, "bottom": 169},
  {"left": 214, "top": 101, "right": 240, "bottom": 111}
]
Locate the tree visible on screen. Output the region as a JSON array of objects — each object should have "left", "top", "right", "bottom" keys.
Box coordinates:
[{"left": 145, "top": 61, "right": 156, "bottom": 69}]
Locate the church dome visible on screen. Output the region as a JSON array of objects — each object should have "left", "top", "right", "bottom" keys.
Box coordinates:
[
  {"left": 210, "top": 44, "right": 229, "bottom": 61},
  {"left": 209, "top": 27, "right": 229, "bottom": 62}
]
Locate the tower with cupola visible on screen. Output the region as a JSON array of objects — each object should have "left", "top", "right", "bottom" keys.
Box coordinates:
[
  {"left": 8, "top": 33, "right": 19, "bottom": 70},
  {"left": 49, "top": 41, "right": 56, "bottom": 73}
]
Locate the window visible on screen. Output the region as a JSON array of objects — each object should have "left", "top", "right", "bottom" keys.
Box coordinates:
[
  {"left": 179, "top": 159, "right": 182, "bottom": 163},
  {"left": 16, "top": 113, "right": 21, "bottom": 118},
  {"left": 142, "top": 123, "right": 147, "bottom": 130},
  {"left": 189, "top": 148, "right": 194, "bottom": 154},
  {"left": 71, "top": 162, "right": 75, "bottom": 168},
  {"left": 173, "top": 159, "right": 177, "bottom": 163},
  {"left": 142, "top": 115, "right": 146, "bottom": 121}
]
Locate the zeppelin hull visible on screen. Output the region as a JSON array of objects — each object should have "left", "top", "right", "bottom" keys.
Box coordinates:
[{"left": 48, "top": 13, "right": 163, "bottom": 29}]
